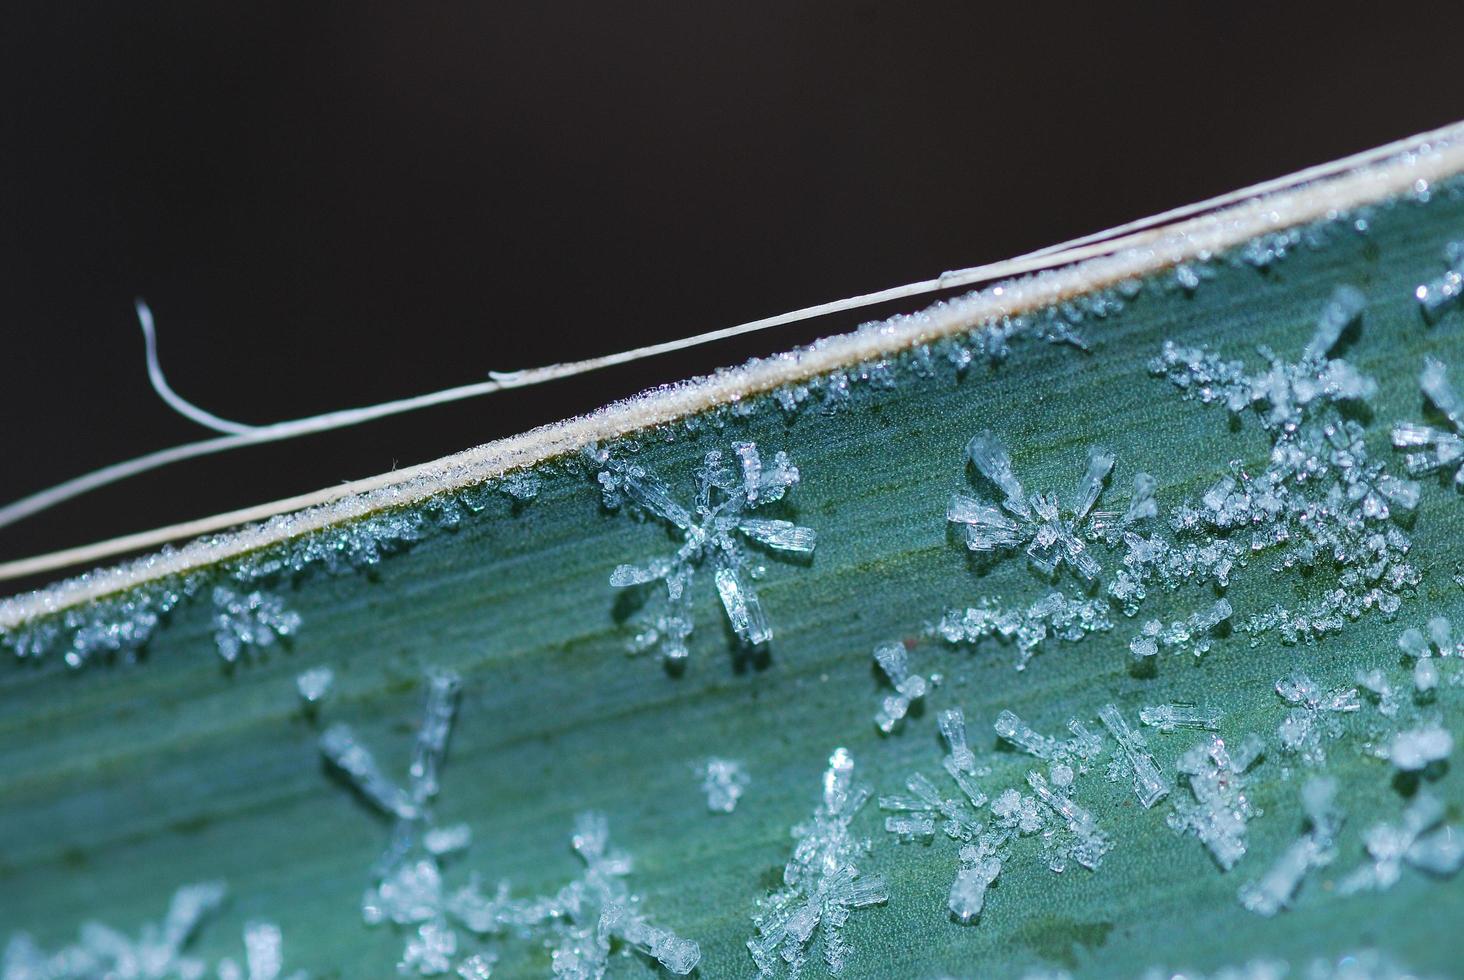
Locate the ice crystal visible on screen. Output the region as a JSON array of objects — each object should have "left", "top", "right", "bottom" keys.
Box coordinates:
[
  {"left": 994, "top": 709, "right": 1104, "bottom": 784},
  {"left": 592, "top": 443, "right": 815, "bottom": 664},
  {"left": 1098, "top": 704, "right": 1170, "bottom": 808},
  {"left": 700, "top": 757, "right": 750, "bottom": 813},
  {"left": 936, "top": 591, "right": 1112, "bottom": 670},
  {"left": 295, "top": 666, "right": 334, "bottom": 705},
  {"left": 1274, "top": 672, "right": 1360, "bottom": 767},
  {"left": 1339, "top": 791, "right": 1464, "bottom": 893},
  {"left": 948, "top": 433, "right": 1113, "bottom": 583},
  {"left": 1151, "top": 286, "right": 1375, "bottom": 434},
  {"left": 1023, "top": 770, "right": 1112, "bottom": 872},
  {"left": 1169, "top": 734, "right": 1264, "bottom": 871},
  {"left": 211, "top": 586, "right": 301, "bottom": 664},
  {"left": 1355, "top": 668, "right": 1406, "bottom": 717},
  {"left": 1386, "top": 723, "right": 1453, "bottom": 771},
  {"left": 871, "top": 641, "right": 927, "bottom": 732},
  {"left": 1129, "top": 599, "right": 1233, "bottom": 660},
  {"left": 749, "top": 749, "right": 887, "bottom": 976},
  {"left": 1392, "top": 357, "right": 1464, "bottom": 486},
  {"left": 0, "top": 882, "right": 305, "bottom": 980},
  {"left": 1139, "top": 950, "right": 1432, "bottom": 980},
  {"left": 1413, "top": 240, "right": 1464, "bottom": 321},
  {"left": 1239, "top": 776, "right": 1343, "bottom": 916},
  {"left": 1140, "top": 702, "right": 1223, "bottom": 733}
]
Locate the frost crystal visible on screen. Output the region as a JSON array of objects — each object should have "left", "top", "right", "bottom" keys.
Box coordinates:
[
  {"left": 1129, "top": 599, "right": 1232, "bottom": 660},
  {"left": 211, "top": 586, "right": 302, "bottom": 664},
  {"left": 0, "top": 882, "right": 305, "bottom": 980},
  {"left": 592, "top": 444, "right": 815, "bottom": 664},
  {"left": 1387, "top": 723, "right": 1453, "bottom": 771},
  {"left": 1392, "top": 357, "right": 1464, "bottom": 487},
  {"left": 948, "top": 433, "right": 1113, "bottom": 583},
  {"left": 880, "top": 709, "right": 997, "bottom": 922},
  {"left": 700, "top": 757, "right": 749, "bottom": 813},
  {"left": 994, "top": 709, "right": 1104, "bottom": 782},
  {"left": 1339, "top": 791, "right": 1464, "bottom": 893},
  {"left": 1140, "top": 702, "right": 1223, "bottom": 733},
  {"left": 936, "top": 591, "right": 1112, "bottom": 670},
  {"left": 871, "top": 641, "right": 926, "bottom": 732},
  {"left": 296, "top": 666, "right": 334, "bottom": 705},
  {"left": 749, "top": 749, "right": 887, "bottom": 976},
  {"left": 1024, "top": 771, "right": 1112, "bottom": 871},
  {"left": 1274, "top": 672, "right": 1360, "bottom": 767},
  {"left": 1098, "top": 704, "right": 1170, "bottom": 808},
  {"left": 1413, "top": 240, "right": 1464, "bottom": 321},
  {"left": 1239, "top": 777, "right": 1343, "bottom": 916},
  {"left": 1169, "top": 734, "right": 1263, "bottom": 871}
]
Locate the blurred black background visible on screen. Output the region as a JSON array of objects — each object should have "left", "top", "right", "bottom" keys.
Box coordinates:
[{"left": 2, "top": 2, "right": 1459, "bottom": 572}]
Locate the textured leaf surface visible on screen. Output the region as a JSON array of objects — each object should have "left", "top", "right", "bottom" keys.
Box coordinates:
[{"left": 4, "top": 183, "right": 1464, "bottom": 978}]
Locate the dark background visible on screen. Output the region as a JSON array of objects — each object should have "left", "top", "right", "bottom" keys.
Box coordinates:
[{"left": 2, "top": 2, "right": 1458, "bottom": 572}]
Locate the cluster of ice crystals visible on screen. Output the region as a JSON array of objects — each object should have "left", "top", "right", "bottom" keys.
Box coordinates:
[
  {"left": 295, "top": 666, "right": 334, "bottom": 705},
  {"left": 1386, "top": 723, "right": 1454, "bottom": 772},
  {"left": 700, "top": 757, "right": 750, "bottom": 813},
  {"left": 879, "top": 709, "right": 998, "bottom": 921},
  {"left": 1392, "top": 357, "right": 1464, "bottom": 487},
  {"left": 1169, "top": 734, "right": 1265, "bottom": 871},
  {"left": 322, "top": 670, "right": 696, "bottom": 977},
  {"left": 994, "top": 709, "right": 1104, "bottom": 783},
  {"left": 1, "top": 882, "right": 304, "bottom": 980},
  {"left": 948, "top": 433, "right": 1113, "bottom": 583},
  {"left": 1098, "top": 704, "right": 1170, "bottom": 808},
  {"left": 1140, "top": 702, "right": 1223, "bottom": 733},
  {"left": 936, "top": 591, "right": 1112, "bottom": 670},
  {"left": 1129, "top": 599, "right": 1233, "bottom": 660},
  {"left": 4, "top": 580, "right": 196, "bottom": 669},
  {"left": 1139, "top": 949, "right": 1434, "bottom": 980},
  {"left": 1239, "top": 777, "right": 1343, "bottom": 916},
  {"left": 1022, "top": 770, "right": 1112, "bottom": 872},
  {"left": 210, "top": 586, "right": 301, "bottom": 664},
  {"left": 1339, "top": 791, "right": 1464, "bottom": 894},
  {"left": 1413, "top": 240, "right": 1464, "bottom": 320},
  {"left": 1151, "top": 286, "right": 1375, "bottom": 434},
  {"left": 871, "top": 642, "right": 927, "bottom": 732},
  {"left": 591, "top": 443, "right": 815, "bottom": 664},
  {"left": 1274, "top": 672, "right": 1360, "bottom": 767},
  {"left": 749, "top": 749, "right": 887, "bottom": 976}
]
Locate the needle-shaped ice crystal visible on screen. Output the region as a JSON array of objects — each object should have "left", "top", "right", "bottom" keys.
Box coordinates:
[
  {"left": 1274, "top": 671, "right": 1359, "bottom": 767},
  {"left": 1414, "top": 240, "right": 1464, "bottom": 321},
  {"left": 1392, "top": 356, "right": 1464, "bottom": 487},
  {"left": 1098, "top": 704, "right": 1170, "bottom": 808},
  {"left": 994, "top": 710, "right": 1104, "bottom": 787},
  {"left": 1339, "top": 791, "right": 1464, "bottom": 894},
  {"left": 872, "top": 642, "right": 927, "bottom": 732},
  {"left": 749, "top": 749, "right": 887, "bottom": 976},
  {"left": 948, "top": 433, "right": 1113, "bottom": 583},
  {"left": 593, "top": 443, "right": 815, "bottom": 664},
  {"left": 700, "top": 757, "right": 750, "bottom": 813},
  {"left": 1239, "top": 776, "right": 1343, "bottom": 916},
  {"left": 1140, "top": 703, "right": 1223, "bottom": 733},
  {"left": 880, "top": 709, "right": 988, "bottom": 849},
  {"left": 1169, "top": 734, "right": 1264, "bottom": 871}
]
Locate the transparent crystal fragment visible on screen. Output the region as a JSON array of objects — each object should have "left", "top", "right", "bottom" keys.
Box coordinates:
[
  {"left": 592, "top": 444, "right": 815, "bottom": 663},
  {"left": 1392, "top": 357, "right": 1464, "bottom": 486},
  {"left": 1354, "top": 668, "right": 1404, "bottom": 717},
  {"left": 1025, "top": 771, "right": 1111, "bottom": 870},
  {"left": 211, "top": 586, "right": 302, "bottom": 664},
  {"left": 1098, "top": 704, "right": 1170, "bottom": 808},
  {"left": 1339, "top": 791, "right": 1464, "bottom": 893},
  {"left": 949, "top": 433, "right": 1112, "bottom": 583},
  {"left": 749, "top": 749, "right": 887, "bottom": 975},
  {"left": 700, "top": 757, "right": 750, "bottom": 813},
  {"left": 1169, "top": 734, "right": 1263, "bottom": 871},
  {"left": 1388, "top": 724, "right": 1453, "bottom": 771},
  {"left": 1274, "top": 672, "right": 1359, "bottom": 767},
  {"left": 872, "top": 641, "right": 927, "bottom": 732},
  {"left": 296, "top": 665, "right": 334, "bottom": 705},
  {"left": 1239, "top": 777, "right": 1343, "bottom": 916},
  {"left": 993, "top": 710, "right": 1103, "bottom": 779},
  {"left": 425, "top": 823, "right": 473, "bottom": 856},
  {"left": 1140, "top": 702, "right": 1223, "bottom": 733},
  {"left": 947, "top": 843, "right": 1002, "bottom": 923},
  {"left": 1414, "top": 240, "right": 1464, "bottom": 321}
]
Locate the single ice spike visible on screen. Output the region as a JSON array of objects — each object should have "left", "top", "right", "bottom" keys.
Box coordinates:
[
  {"left": 1098, "top": 704, "right": 1170, "bottom": 808},
  {"left": 1303, "top": 285, "right": 1365, "bottom": 361},
  {"left": 872, "top": 642, "right": 927, "bottom": 733},
  {"left": 319, "top": 723, "right": 417, "bottom": 820},
  {"left": 1140, "top": 702, "right": 1222, "bottom": 733},
  {"left": 965, "top": 432, "right": 1029, "bottom": 517},
  {"left": 1421, "top": 356, "right": 1464, "bottom": 429},
  {"left": 994, "top": 709, "right": 1061, "bottom": 760},
  {"left": 939, "top": 708, "right": 977, "bottom": 774}
]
